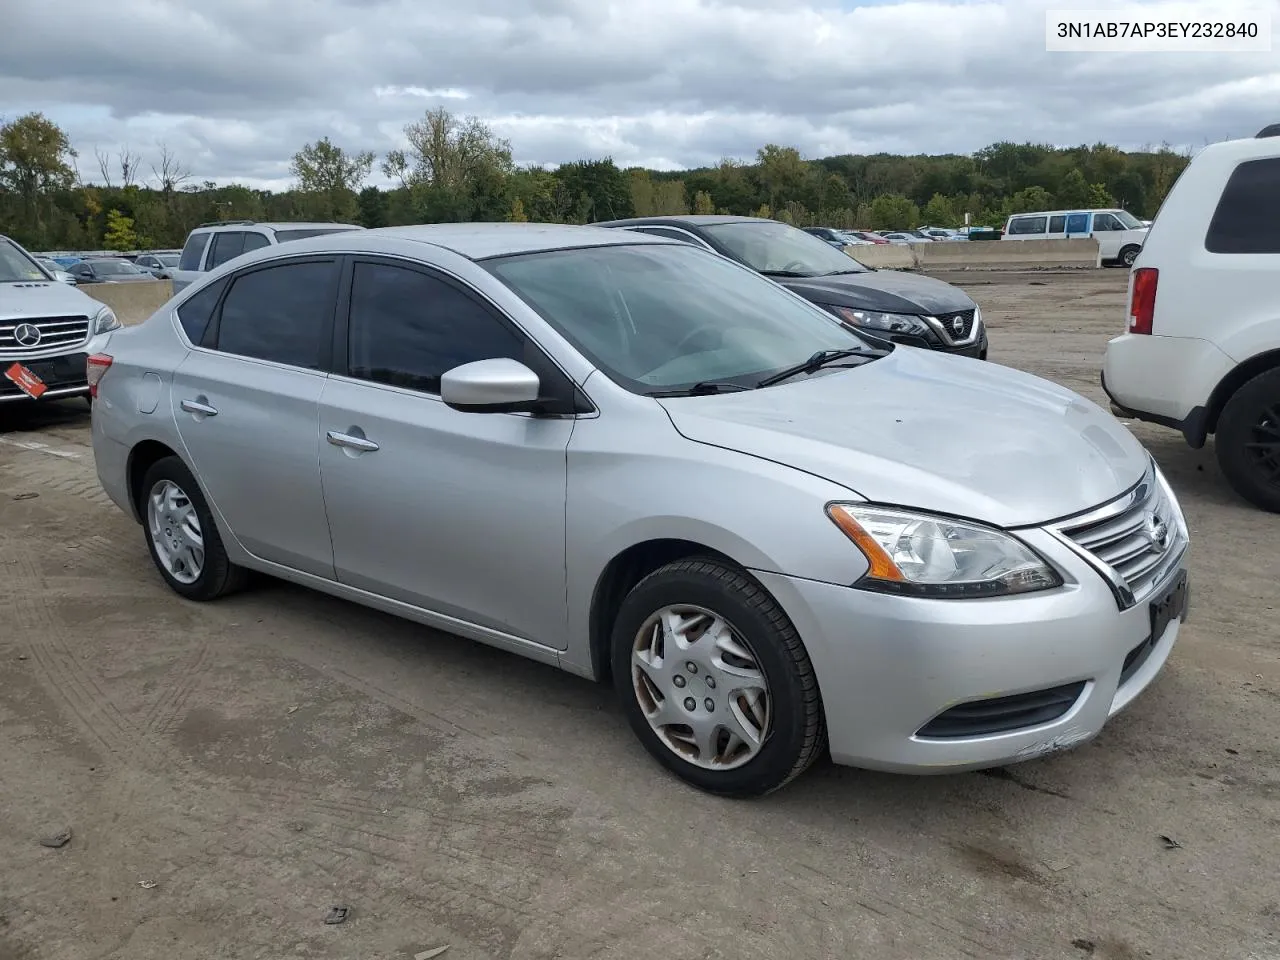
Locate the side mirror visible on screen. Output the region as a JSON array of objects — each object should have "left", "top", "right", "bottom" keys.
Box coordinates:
[{"left": 440, "top": 358, "right": 541, "bottom": 413}]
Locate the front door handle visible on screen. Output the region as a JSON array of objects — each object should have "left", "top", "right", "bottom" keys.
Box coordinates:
[
  {"left": 326, "top": 430, "right": 380, "bottom": 453},
  {"left": 180, "top": 398, "right": 218, "bottom": 416}
]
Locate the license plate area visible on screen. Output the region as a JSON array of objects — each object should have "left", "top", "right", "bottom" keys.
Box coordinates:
[{"left": 1149, "top": 570, "right": 1189, "bottom": 645}]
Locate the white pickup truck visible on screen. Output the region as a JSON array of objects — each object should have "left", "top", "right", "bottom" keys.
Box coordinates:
[{"left": 1, "top": 234, "right": 121, "bottom": 405}]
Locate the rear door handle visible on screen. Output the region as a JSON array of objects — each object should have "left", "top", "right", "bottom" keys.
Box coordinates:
[
  {"left": 180, "top": 398, "right": 218, "bottom": 416},
  {"left": 326, "top": 430, "right": 380, "bottom": 453}
]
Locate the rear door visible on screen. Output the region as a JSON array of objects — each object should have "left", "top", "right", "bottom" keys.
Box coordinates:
[{"left": 170, "top": 255, "right": 341, "bottom": 577}]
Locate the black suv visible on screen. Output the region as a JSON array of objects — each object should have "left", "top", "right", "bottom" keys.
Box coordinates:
[{"left": 592, "top": 215, "right": 988, "bottom": 359}]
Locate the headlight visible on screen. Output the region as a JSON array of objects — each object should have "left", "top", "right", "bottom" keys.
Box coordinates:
[
  {"left": 826, "top": 503, "right": 1063, "bottom": 598},
  {"left": 93, "top": 306, "right": 121, "bottom": 334},
  {"left": 972, "top": 304, "right": 983, "bottom": 329},
  {"left": 824, "top": 305, "right": 930, "bottom": 336}
]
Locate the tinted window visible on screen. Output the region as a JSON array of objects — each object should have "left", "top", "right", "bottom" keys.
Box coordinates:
[
  {"left": 214, "top": 260, "right": 337, "bottom": 368},
  {"left": 347, "top": 262, "right": 524, "bottom": 394},
  {"left": 207, "top": 232, "right": 246, "bottom": 269},
  {"left": 1066, "top": 213, "right": 1089, "bottom": 233},
  {"left": 178, "top": 232, "right": 209, "bottom": 271},
  {"left": 176, "top": 277, "right": 228, "bottom": 344},
  {"left": 1048, "top": 215, "right": 1066, "bottom": 233},
  {"left": 1092, "top": 213, "right": 1122, "bottom": 231},
  {"left": 242, "top": 232, "right": 270, "bottom": 253},
  {"left": 1008, "top": 216, "right": 1047, "bottom": 235},
  {"left": 1206, "top": 158, "right": 1280, "bottom": 254}
]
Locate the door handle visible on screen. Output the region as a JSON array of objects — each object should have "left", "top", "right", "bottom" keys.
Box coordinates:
[
  {"left": 180, "top": 398, "right": 218, "bottom": 416},
  {"left": 326, "top": 430, "right": 379, "bottom": 453}
]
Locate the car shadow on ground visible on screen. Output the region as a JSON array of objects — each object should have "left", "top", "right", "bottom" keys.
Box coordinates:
[{"left": 0, "top": 397, "right": 91, "bottom": 434}]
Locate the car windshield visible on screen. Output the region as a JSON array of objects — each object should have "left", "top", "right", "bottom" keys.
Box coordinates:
[
  {"left": 274, "top": 227, "right": 361, "bottom": 243},
  {"left": 0, "top": 239, "right": 51, "bottom": 283},
  {"left": 485, "top": 242, "right": 876, "bottom": 394},
  {"left": 156, "top": 254, "right": 179, "bottom": 266},
  {"left": 1113, "top": 210, "right": 1144, "bottom": 229},
  {"left": 700, "top": 220, "right": 869, "bottom": 276},
  {"left": 92, "top": 260, "right": 143, "bottom": 275}
]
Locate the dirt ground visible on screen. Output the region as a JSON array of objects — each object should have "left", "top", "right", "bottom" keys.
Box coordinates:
[{"left": 1, "top": 269, "right": 1278, "bottom": 960}]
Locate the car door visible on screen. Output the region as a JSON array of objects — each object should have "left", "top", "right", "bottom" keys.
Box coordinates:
[
  {"left": 170, "top": 256, "right": 341, "bottom": 578},
  {"left": 1090, "top": 212, "right": 1124, "bottom": 258},
  {"left": 317, "top": 257, "right": 574, "bottom": 648}
]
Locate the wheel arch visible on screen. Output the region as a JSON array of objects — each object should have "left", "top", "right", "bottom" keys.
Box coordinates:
[
  {"left": 587, "top": 538, "right": 742, "bottom": 685},
  {"left": 1205, "top": 348, "right": 1280, "bottom": 436},
  {"left": 126, "top": 439, "right": 185, "bottom": 523}
]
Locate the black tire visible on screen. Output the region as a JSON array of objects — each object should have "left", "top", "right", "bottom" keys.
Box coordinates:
[
  {"left": 1119, "top": 245, "right": 1141, "bottom": 267},
  {"left": 610, "top": 558, "right": 825, "bottom": 797},
  {"left": 138, "top": 455, "right": 248, "bottom": 600},
  {"left": 1214, "top": 368, "right": 1280, "bottom": 513}
]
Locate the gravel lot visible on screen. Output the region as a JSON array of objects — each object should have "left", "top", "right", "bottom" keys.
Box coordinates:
[{"left": 1, "top": 269, "right": 1277, "bottom": 960}]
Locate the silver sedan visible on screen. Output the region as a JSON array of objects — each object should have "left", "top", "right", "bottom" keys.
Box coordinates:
[{"left": 89, "top": 224, "right": 1190, "bottom": 796}]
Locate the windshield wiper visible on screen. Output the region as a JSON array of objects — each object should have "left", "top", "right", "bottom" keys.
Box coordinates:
[
  {"left": 756, "top": 349, "right": 868, "bottom": 388},
  {"left": 648, "top": 380, "right": 754, "bottom": 398},
  {"left": 823, "top": 268, "right": 867, "bottom": 275},
  {"left": 759, "top": 269, "right": 812, "bottom": 278}
]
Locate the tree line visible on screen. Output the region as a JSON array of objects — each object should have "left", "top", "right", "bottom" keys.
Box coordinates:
[{"left": 0, "top": 108, "right": 1192, "bottom": 252}]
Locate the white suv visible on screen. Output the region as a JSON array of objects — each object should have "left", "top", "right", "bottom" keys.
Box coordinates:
[
  {"left": 170, "top": 220, "right": 363, "bottom": 294},
  {"left": 1102, "top": 126, "right": 1280, "bottom": 512}
]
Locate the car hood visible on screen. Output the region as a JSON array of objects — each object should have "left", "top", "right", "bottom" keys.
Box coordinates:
[
  {"left": 658, "top": 347, "right": 1147, "bottom": 528},
  {"left": 0, "top": 281, "right": 102, "bottom": 321},
  {"left": 781, "top": 269, "right": 976, "bottom": 315}
]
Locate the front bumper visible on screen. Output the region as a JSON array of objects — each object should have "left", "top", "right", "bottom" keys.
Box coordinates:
[
  {"left": 753, "top": 530, "right": 1187, "bottom": 773},
  {"left": 0, "top": 351, "right": 91, "bottom": 402}
]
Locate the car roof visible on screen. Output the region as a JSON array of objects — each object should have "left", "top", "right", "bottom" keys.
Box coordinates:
[
  {"left": 216, "top": 222, "right": 675, "bottom": 263},
  {"left": 192, "top": 221, "right": 364, "bottom": 233},
  {"left": 591, "top": 215, "right": 775, "bottom": 228}
]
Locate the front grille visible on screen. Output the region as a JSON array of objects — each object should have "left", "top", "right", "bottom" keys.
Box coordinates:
[
  {"left": 0, "top": 315, "right": 92, "bottom": 356},
  {"left": 1056, "top": 470, "right": 1181, "bottom": 606},
  {"left": 933, "top": 308, "right": 976, "bottom": 343},
  {"left": 916, "top": 681, "right": 1087, "bottom": 739}
]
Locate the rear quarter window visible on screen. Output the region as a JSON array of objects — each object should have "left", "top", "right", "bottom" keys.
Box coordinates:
[
  {"left": 1205, "top": 158, "right": 1280, "bottom": 254},
  {"left": 1007, "top": 216, "right": 1047, "bottom": 235},
  {"left": 178, "top": 232, "right": 209, "bottom": 271},
  {"left": 176, "top": 277, "right": 229, "bottom": 345}
]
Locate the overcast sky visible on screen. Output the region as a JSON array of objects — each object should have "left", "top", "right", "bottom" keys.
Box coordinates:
[{"left": 2, "top": 0, "right": 1277, "bottom": 190}]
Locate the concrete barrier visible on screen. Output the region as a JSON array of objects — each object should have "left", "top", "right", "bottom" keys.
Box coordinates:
[
  {"left": 915, "top": 238, "right": 1100, "bottom": 270},
  {"left": 846, "top": 238, "right": 1100, "bottom": 271},
  {"left": 847, "top": 244, "right": 916, "bottom": 269},
  {"left": 81, "top": 280, "right": 175, "bottom": 326}
]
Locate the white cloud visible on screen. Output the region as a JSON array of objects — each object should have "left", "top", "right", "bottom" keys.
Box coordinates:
[{"left": 1, "top": 0, "right": 1276, "bottom": 188}]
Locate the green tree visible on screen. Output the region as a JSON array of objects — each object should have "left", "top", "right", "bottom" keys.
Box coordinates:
[
  {"left": 868, "top": 194, "right": 920, "bottom": 230},
  {"left": 0, "top": 112, "right": 77, "bottom": 244},
  {"left": 692, "top": 190, "right": 715, "bottom": 214},
  {"left": 555, "top": 158, "right": 633, "bottom": 221},
  {"left": 387, "top": 107, "right": 513, "bottom": 190},
  {"left": 508, "top": 197, "right": 528, "bottom": 222},
  {"left": 102, "top": 209, "right": 138, "bottom": 250},
  {"left": 356, "top": 186, "right": 388, "bottom": 227},
  {"left": 1087, "top": 182, "right": 1115, "bottom": 207},
  {"left": 1008, "top": 185, "right": 1054, "bottom": 213},
  {"left": 290, "top": 136, "right": 373, "bottom": 221},
  {"left": 1055, "top": 168, "right": 1091, "bottom": 208},
  {"left": 921, "top": 193, "right": 959, "bottom": 226},
  {"left": 756, "top": 144, "right": 810, "bottom": 209}
]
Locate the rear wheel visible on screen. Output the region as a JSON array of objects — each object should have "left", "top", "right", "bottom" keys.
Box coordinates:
[
  {"left": 139, "top": 456, "right": 248, "bottom": 600},
  {"left": 610, "top": 558, "right": 825, "bottom": 797},
  {"left": 1215, "top": 368, "right": 1280, "bottom": 513}
]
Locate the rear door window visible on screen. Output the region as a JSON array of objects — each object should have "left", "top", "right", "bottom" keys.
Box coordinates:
[
  {"left": 1065, "top": 213, "right": 1089, "bottom": 234},
  {"left": 178, "top": 232, "right": 209, "bottom": 271},
  {"left": 242, "top": 232, "right": 271, "bottom": 254},
  {"left": 206, "top": 232, "right": 247, "bottom": 270},
  {"left": 1205, "top": 158, "right": 1280, "bottom": 254},
  {"left": 210, "top": 259, "right": 340, "bottom": 369},
  {"left": 1048, "top": 215, "right": 1066, "bottom": 234}
]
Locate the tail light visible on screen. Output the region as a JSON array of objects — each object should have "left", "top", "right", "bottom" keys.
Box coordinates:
[
  {"left": 86, "top": 354, "right": 113, "bottom": 398},
  {"left": 1128, "top": 267, "right": 1158, "bottom": 335}
]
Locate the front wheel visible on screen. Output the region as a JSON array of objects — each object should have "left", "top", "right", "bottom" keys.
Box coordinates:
[
  {"left": 1119, "top": 245, "right": 1141, "bottom": 267},
  {"left": 1215, "top": 368, "right": 1280, "bottom": 513},
  {"left": 610, "top": 558, "right": 825, "bottom": 797}
]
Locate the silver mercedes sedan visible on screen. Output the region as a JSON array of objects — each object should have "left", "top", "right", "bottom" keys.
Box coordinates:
[{"left": 89, "top": 223, "right": 1190, "bottom": 797}]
